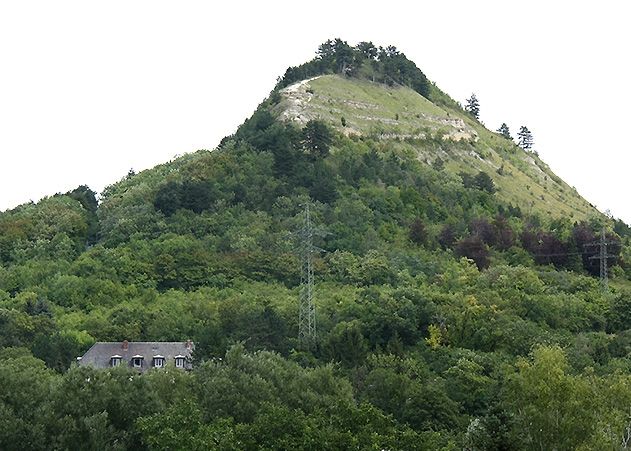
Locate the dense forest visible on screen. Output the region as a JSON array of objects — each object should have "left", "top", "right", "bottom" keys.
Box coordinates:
[{"left": 2, "top": 40, "right": 631, "bottom": 450}]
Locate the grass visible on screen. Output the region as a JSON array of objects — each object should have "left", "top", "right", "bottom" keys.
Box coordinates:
[
  {"left": 277, "top": 75, "right": 600, "bottom": 223},
  {"left": 296, "top": 75, "right": 465, "bottom": 138}
]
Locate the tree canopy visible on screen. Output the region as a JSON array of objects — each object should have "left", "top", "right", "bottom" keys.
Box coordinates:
[
  {"left": 465, "top": 93, "right": 480, "bottom": 119},
  {"left": 276, "top": 38, "right": 431, "bottom": 99},
  {"left": 497, "top": 123, "right": 512, "bottom": 140}
]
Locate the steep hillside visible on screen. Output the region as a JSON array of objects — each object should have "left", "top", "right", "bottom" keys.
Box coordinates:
[{"left": 273, "top": 74, "right": 596, "bottom": 220}]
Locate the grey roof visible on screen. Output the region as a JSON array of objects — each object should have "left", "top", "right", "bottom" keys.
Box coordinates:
[{"left": 78, "top": 341, "right": 193, "bottom": 372}]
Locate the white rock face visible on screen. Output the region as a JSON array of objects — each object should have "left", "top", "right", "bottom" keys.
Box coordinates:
[
  {"left": 278, "top": 76, "right": 477, "bottom": 142},
  {"left": 278, "top": 77, "right": 321, "bottom": 125}
]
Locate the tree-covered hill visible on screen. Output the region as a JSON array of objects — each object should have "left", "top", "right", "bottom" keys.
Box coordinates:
[{"left": 1, "top": 39, "right": 631, "bottom": 450}]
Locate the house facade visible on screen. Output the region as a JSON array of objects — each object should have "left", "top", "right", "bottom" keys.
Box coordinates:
[{"left": 77, "top": 340, "right": 193, "bottom": 372}]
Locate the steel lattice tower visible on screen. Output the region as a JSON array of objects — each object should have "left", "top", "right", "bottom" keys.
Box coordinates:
[
  {"left": 598, "top": 228, "right": 608, "bottom": 291},
  {"left": 585, "top": 227, "right": 616, "bottom": 292},
  {"left": 298, "top": 204, "right": 317, "bottom": 348}
]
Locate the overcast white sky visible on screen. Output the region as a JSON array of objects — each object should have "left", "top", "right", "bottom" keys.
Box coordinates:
[{"left": 1, "top": 1, "right": 629, "bottom": 223}]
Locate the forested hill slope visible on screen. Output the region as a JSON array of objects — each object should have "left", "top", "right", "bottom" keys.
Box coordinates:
[{"left": 1, "top": 39, "right": 631, "bottom": 450}]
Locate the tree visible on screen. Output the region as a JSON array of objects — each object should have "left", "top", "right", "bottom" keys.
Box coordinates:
[
  {"left": 66, "top": 185, "right": 100, "bottom": 245},
  {"left": 493, "top": 216, "right": 515, "bottom": 250},
  {"left": 0, "top": 350, "right": 59, "bottom": 450},
  {"left": 408, "top": 218, "right": 428, "bottom": 245},
  {"left": 154, "top": 181, "right": 182, "bottom": 216},
  {"left": 308, "top": 161, "right": 338, "bottom": 204},
  {"left": 324, "top": 320, "right": 368, "bottom": 367},
  {"left": 32, "top": 332, "right": 83, "bottom": 372},
  {"left": 180, "top": 180, "right": 215, "bottom": 214},
  {"left": 465, "top": 94, "right": 480, "bottom": 119},
  {"left": 504, "top": 346, "right": 596, "bottom": 450},
  {"left": 469, "top": 218, "right": 496, "bottom": 246},
  {"left": 606, "top": 292, "right": 631, "bottom": 333},
  {"left": 517, "top": 126, "right": 534, "bottom": 150},
  {"left": 356, "top": 41, "right": 378, "bottom": 60},
  {"left": 497, "top": 123, "right": 512, "bottom": 140},
  {"left": 455, "top": 236, "right": 491, "bottom": 269},
  {"left": 302, "top": 120, "right": 332, "bottom": 158},
  {"left": 533, "top": 231, "right": 568, "bottom": 267},
  {"left": 332, "top": 38, "right": 355, "bottom": 74},
  {"left": 473, "top": 171, "right": 496, "bottom": 194},
  {"left": 136, "top": 400, "right": 212, "bottom": 451},
  {"left": 438, "top": 224, "right": 457, "bottom": 249}
]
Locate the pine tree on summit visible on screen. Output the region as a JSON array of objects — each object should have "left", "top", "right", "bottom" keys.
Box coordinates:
[
  {"left": 465, "top": 94, "right": 480, "bottom": 119},
  {"left": 497, "top": 123, "right": 512, "bottom": 140}
]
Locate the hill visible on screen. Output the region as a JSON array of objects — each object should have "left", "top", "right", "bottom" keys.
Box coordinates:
[
  {"left": 274, "top": 74, "right": 596, "bottom": 221},
  {"left": 1, "top": 39, "right": 631, "bottom": 450}
]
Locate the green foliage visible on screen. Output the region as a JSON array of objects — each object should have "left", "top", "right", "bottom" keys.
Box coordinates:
[
  {"left": 302, "top": 119, "right": 332, "bottom": 158},
  {"left": 409, "top": 217, "right": 428, "bottom": 246},
  {"left": 276, "top": 38, "right": 431, "bottom": 99},
  {"left": 465, "top": 93, "right": 480, "bottom": 119},
  {"left": 0, "top": 195, "right": 92, "bottom": 264},
  {"left": 461, "top": 170, "right": 496, "bottom": 194},
  {"left": 473, "top": 171, "right": 496, "bottom": 194},
  {"left": 517, "top": 125, "right": 534, "bottom": 150},
  {"left": 0, "top": 40, "right": 629, "bottom": 450},
  {"left": 323, "top": 320, "right": 368, "bottom": 366},
  {"left": 497, "top": 122, "right": 512, "bottom": 140},
  {"left": 504, "top": 346, "right": 597, "bottom": 450}
]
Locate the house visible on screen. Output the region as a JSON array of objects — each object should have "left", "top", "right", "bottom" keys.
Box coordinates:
[{"left": 77, "top": 340, "right": 193, "bottom": 372}]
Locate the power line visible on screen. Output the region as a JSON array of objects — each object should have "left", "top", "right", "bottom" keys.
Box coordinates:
[
  {"left": 531, "top": 251, "right": 585, "bottom": 258},
  {"left": 530, "top": 234, "right": 620, "bottom": 260}
]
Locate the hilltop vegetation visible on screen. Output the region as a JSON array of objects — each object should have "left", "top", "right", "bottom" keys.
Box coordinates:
[
  {"left": 1, "top": 39, "right": 631, "bottom": 449},
  {"left": 276, "top": 39, "right": 431, "bottom": 99}
]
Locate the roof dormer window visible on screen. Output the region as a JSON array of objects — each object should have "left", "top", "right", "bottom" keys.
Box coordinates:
[
  {"left": 132, "top": 355, "right": 144, "bottom": 369},
  {"left": 153, "top": 355, "right": 165, "bottom": 368},
  {"left": 76, "top": 341, "right": 194, "bottom": 371}
]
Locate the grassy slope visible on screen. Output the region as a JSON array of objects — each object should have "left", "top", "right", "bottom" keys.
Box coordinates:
[{"left": 276, "top": 75, "right": 598, "bottom": 222}]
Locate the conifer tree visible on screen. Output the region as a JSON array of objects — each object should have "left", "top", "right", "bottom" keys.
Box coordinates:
[
  {"left": 517, "top": 126, "right": 534, "bottom": 150},
  {"left": 474, "top": 171, "right": 496, "bottom": 194},
  {"left": 465, "top": 94, "right": 480, "bottom": 119},
  {"left": 302, "top": 120, "right": 332, "bottom": 158},
  {"left": 497, "top": 123, "right": 512, "bottom": 140}
]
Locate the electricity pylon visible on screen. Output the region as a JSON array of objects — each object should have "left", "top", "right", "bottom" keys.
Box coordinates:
[
  {"left": 298, "top": 203, "right": 317, "bottom": 348},
  {"left": 584, "top": 228, "right": 617, "bottom": 292}
]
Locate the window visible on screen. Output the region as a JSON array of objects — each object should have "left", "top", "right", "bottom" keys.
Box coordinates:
[
  {"left": 110, "top": 356, "right": 122, "bottom": 367},
  {"left": 153, "top": 356, "right": 165, "bottom": 368},
  {"left": 132, "top": 356, "right": 143, "bottom": 368},
  {"left": 175, "top": 356, "right": 185, "bottom": 369}
]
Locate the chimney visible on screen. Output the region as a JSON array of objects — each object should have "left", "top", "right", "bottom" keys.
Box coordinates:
[
  {"left": 122, "top": 340, "right": 129, "bottom": 351},
  {"left": 185, "top": 339, "right": 192, "bottom": 350}
]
